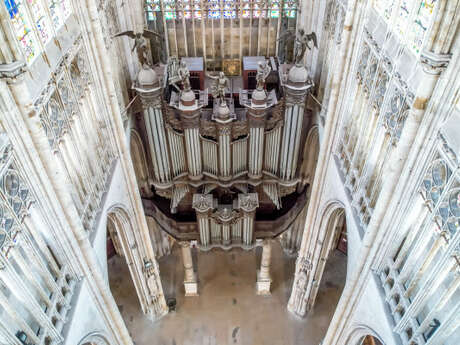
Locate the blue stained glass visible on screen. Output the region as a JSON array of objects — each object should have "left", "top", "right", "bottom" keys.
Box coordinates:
[{"left": 4, "top": 0, "right": 19, "bottom": 18}]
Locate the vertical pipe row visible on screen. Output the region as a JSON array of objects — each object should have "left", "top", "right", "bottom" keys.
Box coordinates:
[
  {"left": 198, "top": 214, "right": 210, "bottom": 246},
  {"left": 184, "top": 127, "right": 202, "bottom": 179},
  {"left": 222, "top": 224, "right": 231, "bottom": 244},
  {"left": 218, "top": 127, "right": 231, "bottom": 179},
  {"left": 249, "top": 127, "right": 264, "bottom": 178}
]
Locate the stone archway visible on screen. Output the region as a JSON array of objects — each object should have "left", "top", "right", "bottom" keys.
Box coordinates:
[
  {"left": 288, "top": 201, "right": 347, "bottom": 319},
  {"left": 106, "top": 207, "right": 146, "bottom": 313},
  {"left": 300, "top": 125, "right": 320, "bottom": 187},
  {"left": 343, "top": 326, "right": 386, "bottom": 345},
  {"left": 130, "top": 129, "right": 151, "bottom": 196},
  {"left": 105, "top": 204, "right": 168, "bottom": 321},
  {"left": 307, "top": 203, "right": 347, "bottom": 311},
  {"left": 78, "top": 332, "right": 111, "bottom": 345},
  {"left": 360, "top": 335, "right": 384, "bottom": 345}
]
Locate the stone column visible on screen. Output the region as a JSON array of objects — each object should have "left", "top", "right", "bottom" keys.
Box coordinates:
[
  {"left": 133, "top": 65, "right": 171, "bottom": 185},
  {"left": 238, "top": 193, "right": 259, "bottom": 246},
  {"left": 279, "top": 65, "right": 313, "bottom": 181},
  {"left": 256, "top": 239, "right": 273, "bottom": 295},
  {"left": 192, "top": 194, "right": 214, "bottom": 247},
  {"left": 180, "top": 241, "right": 198, "bottom": 296}
]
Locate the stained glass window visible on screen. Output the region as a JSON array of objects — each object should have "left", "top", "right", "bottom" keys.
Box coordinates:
[
  {"left": 409, "top": 0, "right": 436, "bottom": 54},
  {"left": 374, "top": 0, "right": 394, "bottom": 21},
  {"left": 283, "top": 0, "right": 296, "bottom": 18},
  {"left": 193, "top": 1, "right": 202, "bottom": 19},
  {"left": 27, "top": 0, "right": 52, "bottom": 44},
  {"left": 146, "top": 0, "right": 296, "bottom": 20},
  {"left": 4, "top": 0, "right": 39, "bottom": 63},
  {"left": 164, "top": 0, "right": 177, "bottom": 19},
  {"left": 223, "top": 0, "right": 236, "bottom": 19},
  {"left": 49, "top": 0, "right": 72, "bottom": 29},
  {"left": 270, "top": 1, "right": 280, "bottom": 18},
  {"left": 393, "top": 0, "right": 437, "bottom": 54},
  {"left": 395, "top": 0, "right": 411, "bottom": 36},
  {"left": 208, "top": 0, "right": 220, "bottom": 19}
]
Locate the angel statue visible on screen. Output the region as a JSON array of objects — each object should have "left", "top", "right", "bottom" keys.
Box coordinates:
[
  {"left": 114, "top": 30, "right": 162, "bottom": 66},
  {"left": 278, "top": 28, "right": 317, "bottom": 66},
  {"left": 256, "top": 60, "right": 271, "bottom": 91},
  {"left": 206, "top": 71, "right": 229, "bottom": 105}
]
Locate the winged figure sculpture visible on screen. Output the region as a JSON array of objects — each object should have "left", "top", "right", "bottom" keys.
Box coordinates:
[{"left": 114, "top": 30, "right": 162, "bottom": 65}]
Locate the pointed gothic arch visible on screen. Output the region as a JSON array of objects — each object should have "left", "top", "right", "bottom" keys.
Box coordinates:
[
  {"left": 343, "top": 325, "right": 385, "bottom": 345},
  {"left": 130, "top": 129, "right": 151, "bottom": 196},
  {"left": 300, "top": 125, "right": 320, "bottom": 187},
  {"left": 106, "top": 205, "right": 148, "bottom": 313},
  {"left": 77, "top": 332, "right": 111, "bottom": 345},
  {"left": 307, "top": 200, "right": 347, "bottom": 311}
]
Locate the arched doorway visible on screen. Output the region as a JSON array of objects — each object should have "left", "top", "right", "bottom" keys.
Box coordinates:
[
  {"left": 360, "top": 335, "right": 384, "bottom": 345},
  {"left": 308, "top": 204, "right": 347, "bottom": 313},
  {"left": 300, "top": 125, "right": 320, "bottom": 187},
  {"left": 106, "top": 207, "right": 144, "bottom": 316},
  {"left": 78, "top": 332, "right": 111, "bottom": 345},
  {"left": 130, "top": 129, "right": 151, "bottom": 196},
  {"left": 288, "top": 202, "right": 347, "bottom": 322}
]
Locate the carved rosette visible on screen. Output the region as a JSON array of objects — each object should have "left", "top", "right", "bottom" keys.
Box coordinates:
[
  {"left": 238, "top": 193, "right": 259, "bottom": 213},
  {"left": 192, "top": 194, "right": 214, "bottom": 214}
]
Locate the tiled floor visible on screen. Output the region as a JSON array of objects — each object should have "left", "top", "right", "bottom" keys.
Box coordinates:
[{"left": 108, "top": 241, "right": 346, "bottom": 345}]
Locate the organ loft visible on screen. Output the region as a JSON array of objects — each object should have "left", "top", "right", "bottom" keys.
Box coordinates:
[
  {"left": 131, "top": 31, "right": 317, "bottom": 294},
  {"left": 0, "top": 1, "right": 459, "bottom": 345}
]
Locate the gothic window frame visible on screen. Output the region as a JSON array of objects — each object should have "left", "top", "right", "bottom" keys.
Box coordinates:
[{"left": 3, "top": 0, "right": 73, "bottom": 64}]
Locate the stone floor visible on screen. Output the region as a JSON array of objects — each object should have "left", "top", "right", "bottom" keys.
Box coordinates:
[{"left": 108, "top": 241, "right": 347, "bottom": 345}]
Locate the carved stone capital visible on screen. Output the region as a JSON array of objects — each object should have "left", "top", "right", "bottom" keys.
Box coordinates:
[
  {"left": 0, "top": 61, "right": 27, "bottom": 84},
  {"left": 420, "top": 51, "right": 451, "bottom": 75}
]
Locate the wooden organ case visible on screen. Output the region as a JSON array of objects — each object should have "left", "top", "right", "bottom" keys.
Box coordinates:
[{"left": 134, "top": 60, "right": 313, "bottom": 250}]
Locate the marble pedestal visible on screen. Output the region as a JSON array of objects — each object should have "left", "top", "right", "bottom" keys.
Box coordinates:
[
  {"left": 256, "top": 270, "right": 272, "bottom": 295},
  {"left": 184, "top": 274, "right": 199, "bottom": 296}
]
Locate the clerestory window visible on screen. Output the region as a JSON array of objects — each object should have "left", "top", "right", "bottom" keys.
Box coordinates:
[
  {"left": 373, "top": 0, "right": 438, "bottom": 55},
  {"left": 3, "top": 0, "right": 72, "bottom": 63}
]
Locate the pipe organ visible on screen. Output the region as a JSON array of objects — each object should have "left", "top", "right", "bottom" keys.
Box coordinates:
[{"left": 134, "top": 58, "right": 313, "bottom": 249}]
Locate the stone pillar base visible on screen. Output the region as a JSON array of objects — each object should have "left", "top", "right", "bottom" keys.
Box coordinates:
[
  {"left": 184, "top": 277, "right": 199, "bottom": 296},
  {"left": 256, "top": 270, "right": 271, "bottom": 295}
]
